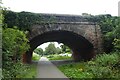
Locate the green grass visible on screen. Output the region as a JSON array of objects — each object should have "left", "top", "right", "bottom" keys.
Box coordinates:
[
  {"left": 32, "top": 52, "right": 41, "bottom": 61},
  {"left": 20, "top": 64, "right": 37, "bottom": 78},
  {"left": 2, "top": 62, "right": 38, "bottom": 78},
  {"left": 58, "top": 62, "right": 93, "bottom": 78},
  {"left": 58, "top": 52, "right": 120, "bottom": 78},
  {"left": 0, "top": 68, "right": 2, "bottom": 79},
  {"left": 47, "top": 54, "right": 72, "bottom": 60}
]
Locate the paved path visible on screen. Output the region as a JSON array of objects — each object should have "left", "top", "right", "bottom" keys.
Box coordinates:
[{"left": 36, "top": 57, "right": 69, "bottom": 79}]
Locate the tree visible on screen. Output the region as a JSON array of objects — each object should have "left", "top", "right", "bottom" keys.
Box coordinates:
[
  {"left": 60, "top": 44, "right": 71, "bottom": 54},
  {"left": 44, "top": 42, "right": 57, "bottom": 55},
  {"left": 56, "top": 47, "right": 62, "bottom": 54},
  {"left": 95, "top": 15, "right": 119, "bottom": 53},
  {"left": 34, "top": 48, "right": 43, "bottom": 55}
]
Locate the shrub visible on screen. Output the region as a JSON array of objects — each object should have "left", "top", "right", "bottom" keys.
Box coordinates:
[
  {"left": 85, "top": 65, "right": 114, "bottom": 78},
  {"left": 2, "top": 28, "right": 30, "bottom": 78},
  {"left": 94, "top": 53, "right": 119, "bottom": 66}
]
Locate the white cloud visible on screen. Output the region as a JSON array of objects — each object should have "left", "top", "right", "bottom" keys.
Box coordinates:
[{"left": 2, "top": 0, "right": 120, "bottom": 16}]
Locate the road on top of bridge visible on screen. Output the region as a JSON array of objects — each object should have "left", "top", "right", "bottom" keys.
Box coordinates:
[{"left": 36, "top": 56, "right": 69, "bottom": 79}]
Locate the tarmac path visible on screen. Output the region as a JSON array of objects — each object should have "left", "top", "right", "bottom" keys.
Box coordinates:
[{"left": 36, "top": 57, "right": 69, "bottom": 80}]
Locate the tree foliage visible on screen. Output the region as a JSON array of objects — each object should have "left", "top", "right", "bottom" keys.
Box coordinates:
[
  {"left": 34, "top": 48, "right": 43, "bottom": 55},
  {"left": 2, "top": 28, "right": 30, "bottom": 78},
  {"left": 44, "top": 42, "right": 58, "bottom": 55},
  {"left": 112, "top": 17, "right": 120, "bottom": 51},
  {"left": 60, "top": 44, "right": 71, "bottom": 54},
  {"left": 56, "top": 47, "right": 62, "bottom": 54},
  {"left": 90, "top": 15, "right": 120, "bottom": 53},
  {"left": 3, "top": 28, "right": 29, "bottom": 60}
]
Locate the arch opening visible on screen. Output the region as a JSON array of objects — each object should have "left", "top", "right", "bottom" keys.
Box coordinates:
[
  {"left": 32, "top": 42, "right": 72, "bottom": 62},
  {"left": 23, "top": 30, "right": 95, "bottom": 63}
]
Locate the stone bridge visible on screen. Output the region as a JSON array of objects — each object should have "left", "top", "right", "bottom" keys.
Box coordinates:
[{"left": 22, "top": 14, "right": 103, "bottom": 63}]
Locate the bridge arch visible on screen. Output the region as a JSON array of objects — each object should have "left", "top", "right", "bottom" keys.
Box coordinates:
[{"left": 23, "top": 22, "right": 102, "bottom": 63}]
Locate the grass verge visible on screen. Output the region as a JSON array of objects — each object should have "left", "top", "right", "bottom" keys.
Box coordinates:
[
  {"left": 32, "top": 52, "right": 41, "bottom": 61},
  {"left": 47, "top": 54, "right": 72, "bottom": 60},
  {"left": 20, "top": 63, "right": 37, "bottom": 78},
  {"left": 58, "top": 52, "right": 120, "bottom": 78}
]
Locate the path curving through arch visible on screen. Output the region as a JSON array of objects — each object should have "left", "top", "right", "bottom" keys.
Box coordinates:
[{"left": 36, "top": 57, "right": 69, "bottom": 79}]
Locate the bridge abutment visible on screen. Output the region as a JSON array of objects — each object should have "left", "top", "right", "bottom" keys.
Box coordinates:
[{"left": 22, "top": 52, "right": 32, "bottom": 63}]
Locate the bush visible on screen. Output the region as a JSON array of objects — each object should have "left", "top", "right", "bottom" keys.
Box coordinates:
[
  {"left": 2, "top": 28, "right": 30, "bottom": 78},
  {"left": 94, "top": 53, "right": 119, "bottom": 66},
  {"left": 87, "top": 52, "right": 120, "bottom": 78},
  {"left": 113, "top": 38, "right": 120, "bottom": 51},
  {"left": 3, "top": 28, "right": 29, "bottom": 56},
  {"left": 2, "top": 62, "right": 28, "bottom": 78}
]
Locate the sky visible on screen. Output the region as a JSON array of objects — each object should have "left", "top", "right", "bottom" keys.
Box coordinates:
[
  {"left": 37, "top": 42, "right": 62, "bottom": 51},
  {"left": 118, "top": 1, "right": 120, "bottom": 16},
  {"left": 2, "top": 0, "right": 120, "bottom": 16}
]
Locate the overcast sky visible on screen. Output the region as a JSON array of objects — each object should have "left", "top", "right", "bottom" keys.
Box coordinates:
[
  {"left": 37, "top": 42, "right": 62, "bottom": 51},
  {"left": 2, "top": 0, "right": 120, "bottom": 16}
]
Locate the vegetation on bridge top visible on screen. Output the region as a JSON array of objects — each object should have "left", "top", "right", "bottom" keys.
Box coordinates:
[{"left": 3, "top": 10, "right": 117, "bottom": 30}]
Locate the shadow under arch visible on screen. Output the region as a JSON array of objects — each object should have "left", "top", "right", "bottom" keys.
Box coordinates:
[{"left": 23, "top": 30, "right": 95, "bottom": 63}]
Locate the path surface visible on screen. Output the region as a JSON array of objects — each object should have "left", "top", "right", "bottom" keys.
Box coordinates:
[{"left": 36, "top": 57, "right": 69, "bottom": 79}]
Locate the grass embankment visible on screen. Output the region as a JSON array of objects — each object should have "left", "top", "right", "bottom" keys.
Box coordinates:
[
  {"left": 47, "top": 54, "right": 72, "bottom": 60},
  {"left": 0, "top": 68, "right": 2, "bottom": 79},
  {"left": 58, "top": 52, "right": 120, "bottom": 78},
  {"left": 19, "top": 64, "right": 37, "bottom": 78},
  {"left": 32, "top": 52, "right": 41, "bottom": 61},
  {"left": 21, "top": 64, "right": 37, "bottom": 78},
  {"left": 19, "top": 52, "right": 40, "bottom": 78}
]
